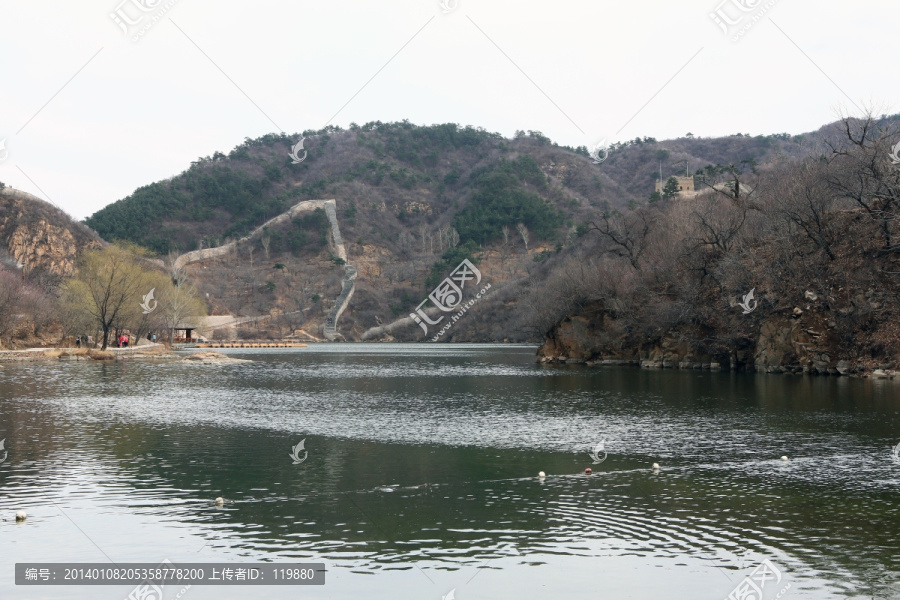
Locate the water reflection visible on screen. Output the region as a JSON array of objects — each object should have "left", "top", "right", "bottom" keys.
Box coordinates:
[{"left": 0, "top": 345, "right": 898, "bottom": 599}]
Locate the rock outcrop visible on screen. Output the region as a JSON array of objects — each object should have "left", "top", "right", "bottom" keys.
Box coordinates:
[
  {"left": 537, "top": 292, "right": 875, "bottom": 376},
  {"left": 182, "top": 351, "right": 251, "bottom": 364},
  {"left": 0, "top": 188, "right": 102, "bottom": 276},
  {"left": 6, "top": 218, "right": 79, "bottom": 276}
]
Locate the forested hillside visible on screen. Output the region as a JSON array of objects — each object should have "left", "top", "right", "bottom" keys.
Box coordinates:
[
  {"left": 7, "top": 113, "right": 900, "bottom": 356},
  {"left": 535, "top": 114, "right": 900, "bottom": 373},
  {"left": 80, "top": 121, "right": 831, "bottom": 341},
  {"left": 85, "top": 122, "right": 815, "bottom": 256}
]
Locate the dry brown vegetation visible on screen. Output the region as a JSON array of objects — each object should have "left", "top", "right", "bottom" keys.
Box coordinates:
[
  {"left": 0, "top": 269, "right": 58, "bottom": 349},
  {"left": 525, "top": 114, "right": 900, "bottom": 369},
  {"left": 86, "top": 349, "right": 115, "bottom": 360},
  {"left": 5, "top": 116, "right": 900, "bottom": 357}
]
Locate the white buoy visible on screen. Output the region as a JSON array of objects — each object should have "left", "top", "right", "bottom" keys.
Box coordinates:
[
  {"left": 538, "top": 471, "right": 546, "bottom": 478},
  {"left": 652, "top": 463, "right": 660, "bottom": 471},
  {"left": 781, "top": 456, "right": 789, "bottom": 461},
  {"left": 215, "top": 497, "right": 224, "bottom": 506},
  {"left": 15, "top": 511, "right": 26, "bottom": 522}
]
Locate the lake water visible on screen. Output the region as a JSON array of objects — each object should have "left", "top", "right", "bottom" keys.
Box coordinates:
[{"left": 1, "top": 344, "right": 899, "bottom": 599}]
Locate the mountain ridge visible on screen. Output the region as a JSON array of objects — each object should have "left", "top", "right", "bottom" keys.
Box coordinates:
[{"left": 5, "top": 115, "right": 900, "bottom": 354}]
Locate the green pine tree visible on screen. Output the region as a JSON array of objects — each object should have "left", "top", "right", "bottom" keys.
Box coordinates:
[{"left": 662, "top": 177, "right": 680, "bottom": 200}]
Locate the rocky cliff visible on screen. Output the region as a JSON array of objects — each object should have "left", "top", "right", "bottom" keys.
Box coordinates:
[
  {"left": 537, "top": 289, "right": 889, "bottom": 377},
  {"left": 0, "top": 188, "right": 102, "bottom": 277}
]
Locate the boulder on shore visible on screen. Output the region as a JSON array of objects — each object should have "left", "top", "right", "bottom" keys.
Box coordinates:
[{"left": 182, "top": 351, "right": 251, "bottom": 364}]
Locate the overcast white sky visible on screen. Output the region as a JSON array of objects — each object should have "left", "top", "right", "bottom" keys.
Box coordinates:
[{"left": 0, "top": 0, "right": 897, "bottom": 219}]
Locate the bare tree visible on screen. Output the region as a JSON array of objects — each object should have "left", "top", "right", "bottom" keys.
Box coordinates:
[
  {"left": 686, "top": 198, "right": 748, "bottom": 255},
  {"left": 384, "top": 262, "right": 402, "bottom": 285},
  {"left": 824, "top": 113, "right": 900, "bottom": 254},
  {"left": 0, "top": 271, "right": 25, "bottom": 346},
  {"left": 448, "top": 227, "right": 460, "bottom": 248},
  {"left": 769, "top": 160, "right": 840, "bottom": 261},
  {"left": 27, "top": 287, "right": 54, "bottom": 337},
  {"left": 398, "top": 230, "right": 414, "bottom": 256},
  {"left": 500, "top": 225, "right": 511, "bottom": 276},
  {"left": 419, "top": 224, "right": 428, "bottom": 254},
  {"left": 585, "top": 210, "right": 653, "bottom": 270},
  {"left": 63, "top": 245, "right": 153, "bottom": 350},
  {"left": 261, "top": 234, "right": 271, "bottom": 260},
  {"left": 694, "top": 160, "right": 760, "bottom": 203},
  {"left": 157, "top": 274, "right": 207, "bottom": 344},
  {"left": 517, "top": 223, "right": 530, "bottom": 250},
  {"left": 398, "top": 263, "right": 416, "bottom": 282}
]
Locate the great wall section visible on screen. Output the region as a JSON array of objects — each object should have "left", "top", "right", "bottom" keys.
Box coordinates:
[
  {"left": 321, "top": 201, "right": 356, "bottom": 340},
  {"left": 171, "top": 198, "right": 356, "bottom": 341}
]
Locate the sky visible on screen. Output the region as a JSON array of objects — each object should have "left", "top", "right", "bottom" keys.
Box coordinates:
[{"left": 0, "top": 0, "right": 897, "bottom": 220}]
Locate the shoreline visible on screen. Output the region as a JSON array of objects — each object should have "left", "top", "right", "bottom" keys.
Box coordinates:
[
  {"left": 1, "top": 342, "right": 896, "bottom": 379},
  {"left": 0, "top": 344, "right": 173, "bottom": 362},
  {"left": 539, "top": 356, "right": 898, "bottom": 379}
]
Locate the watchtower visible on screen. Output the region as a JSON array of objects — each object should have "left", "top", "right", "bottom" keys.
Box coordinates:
[{"left": 655, "top": 176, "right": 695, "bottom": 195}]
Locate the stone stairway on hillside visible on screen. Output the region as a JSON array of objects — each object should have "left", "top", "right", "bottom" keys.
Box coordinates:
[
  {"left": 321, "top": 200, "right": 355, "bottom": 340},
  {"left": 323, "top": 264, "right": 357, "bottom": 340},
  {"left": 323, "top": 201, "right": 345, "bottom": 260}
]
